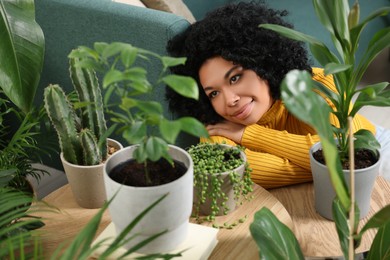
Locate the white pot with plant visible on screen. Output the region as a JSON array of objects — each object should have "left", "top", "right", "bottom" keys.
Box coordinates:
[
  {"left": 69, "top": 42, "right": 208, "bottom": 254},
  {"left": 188, "top": 142, "right": 253, "bottom": 227},
  {"left": 44, "top": 57, "right": 122, "bottom": 209},
  {"left": 250, "top": 1, "right": 390, "bottom": 259},
  {"left": 260, "top": 0, "right": 390, "bottom": 220}
]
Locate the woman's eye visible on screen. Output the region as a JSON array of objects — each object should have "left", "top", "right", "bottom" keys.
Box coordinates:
[
  {"left": 230, "top": 74, "right": 241, "bottom": 84},
  {"left": 209, "top": 91, "right": 219, "bottom": 99}
]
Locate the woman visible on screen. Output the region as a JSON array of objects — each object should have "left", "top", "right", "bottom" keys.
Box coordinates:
[{"left": 166, "top": 1, "right": 379, "bottom": 188}]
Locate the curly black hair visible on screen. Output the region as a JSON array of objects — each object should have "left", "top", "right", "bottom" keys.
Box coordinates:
[{"left": 166, "top": 1, "right": 312, "bottom": 124}]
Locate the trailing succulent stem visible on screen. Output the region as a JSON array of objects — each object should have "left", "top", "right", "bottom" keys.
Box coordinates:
[
  {"left": 188, "top": 143, "right": 253, "bottom": 228},
  {"left": 44, "top": 57, "right": 108, "bottom": 166}
]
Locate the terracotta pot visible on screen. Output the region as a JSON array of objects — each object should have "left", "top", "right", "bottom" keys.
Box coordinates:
[
  {"left": 104, "top": 145, "right": 193, "bottom": 254},
  {"left": 61, "top": 138, "right": 122, "bottom": 209},
  {"left": 310, "top": 141, "right": 380, "bottom": 220}
]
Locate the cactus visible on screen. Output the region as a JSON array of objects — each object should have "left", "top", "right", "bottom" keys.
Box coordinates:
[
  {"left": 44, "top": 57, "right": 108, "bottom": 166},
  {"left": 80, "top": 129, "right": 101, "bottom": 165},
  {"left": 69, "top": 57, "right": 107, "bottom": 161},
  {"left": 44, "top": 84, "right": 83, "bottom": 165}
]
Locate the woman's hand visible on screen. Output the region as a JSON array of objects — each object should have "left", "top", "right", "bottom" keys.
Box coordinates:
[{"left": 206, "top": 121, "right": 246, "bottom": 144}]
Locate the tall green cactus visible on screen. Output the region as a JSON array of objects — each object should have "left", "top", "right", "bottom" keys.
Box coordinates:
[
  {"left": 69, "top": 57, "right": 107, "bottom": 161},
  {"left": 44, "top": 57, "right": 108, "bottom": 166},
  {"left": 44, "top": 84, "right": 83, "bottom": 165}
]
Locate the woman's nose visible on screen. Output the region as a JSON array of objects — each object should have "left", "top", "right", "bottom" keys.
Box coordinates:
[{"left": 226, "top": 91, "right": 240, "bottom": 107}]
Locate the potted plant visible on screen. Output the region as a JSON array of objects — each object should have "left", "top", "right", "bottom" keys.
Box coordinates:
[
  {"left": 1, "top": 0, "right": 50, "bottom": 197},
  {"left": 69, "top": 42, "right": 208, "bottom": 254},
  {"left": 249, "top": 1, "right": 390, "bottom": 259},
  {"left": 188, "top": 142, "right": 253, "bottom": 228},
  {"left": 43, "top": 57, "right": 122, "bottom": 209},
  {"left": 260, "top": 0, "right": 390, "bottom": 220}
]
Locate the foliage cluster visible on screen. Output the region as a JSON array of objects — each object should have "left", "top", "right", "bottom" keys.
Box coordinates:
[
  {"left": 252, "top": 0, "right": 390, "bottom": 259},
  {"left": 188, "top": 143, "right": 253, "bottom": 228},
  {"left": 68, "top": 42, "right": 208, "bottom": 183}
]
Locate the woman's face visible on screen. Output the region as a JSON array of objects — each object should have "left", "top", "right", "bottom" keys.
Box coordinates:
[{"left": 199, "top": 56, "right": 273, "bottom": 126}]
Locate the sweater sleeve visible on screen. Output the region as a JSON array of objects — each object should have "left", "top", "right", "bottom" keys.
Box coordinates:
[
  {"left": 201, "top": 136, "right": 313, "bottom": 189},
  {"left": 242, "top": 125, "right": 320, "bottom": 171}
]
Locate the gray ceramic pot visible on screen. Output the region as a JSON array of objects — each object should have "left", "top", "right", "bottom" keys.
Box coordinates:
[{"left": 310, "top": 141, "right": 380, "bottom": 220}]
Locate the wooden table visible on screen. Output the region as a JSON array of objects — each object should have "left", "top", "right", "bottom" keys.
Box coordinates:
[
  {"left": 269, "top": 176, "right": 390, "bottom": 258},
  {"left": 38, "top": 183, "right": 292, "bottom": 259}
]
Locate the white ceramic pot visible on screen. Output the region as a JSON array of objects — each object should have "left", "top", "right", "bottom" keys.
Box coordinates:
[
  {"left": 310, "top": 141, "right": 380, "bottom": 220},
  {"left": 61, "top": 138, "right": 122, "bottom": 209},
  {"left": 104, "top": 145, "right": 193, "bottom": 254}
]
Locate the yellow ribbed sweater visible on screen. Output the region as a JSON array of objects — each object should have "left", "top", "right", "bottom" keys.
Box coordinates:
[{"left": 201, "top": 68, "right": 375, "bottom": 189}]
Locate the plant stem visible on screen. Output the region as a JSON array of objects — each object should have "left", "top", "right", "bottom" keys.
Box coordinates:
[{"left": 348, "top": 117, "right": 355, "bottom": 260}]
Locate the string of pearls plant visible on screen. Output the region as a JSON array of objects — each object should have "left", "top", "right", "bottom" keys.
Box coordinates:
[{"left": 188, "top": 142, "right": 254, "bottom": 228}]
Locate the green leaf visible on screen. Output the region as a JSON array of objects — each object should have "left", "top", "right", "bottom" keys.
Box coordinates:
[
  {"left": 136, "top": 100, "right": 163, "bottom": 115},
  {"left": 0, "top": 0, "right": 45, "bottom": 113},
  {"left": 353, "top": 129, "right": 380, "bottom": 158},
  {"left": 162, "top": 75, "right": 199, "bottom": 100},
  {"left": 259, "top": 24, "right": 339, "bottom": 66},
  {"left": 281, "top": 70, "right": 350, "bottom": 209},
  {"left": 133, "top": 143, "right": 148, "bottom": 163},
  {"left": 350, "top": 7, "right": 390, "bottom": 59},
  {"left": 103, "top": 69, "right": 123, "bottom": 88},
  {"left": 0, "top": 168, "right": 17, "bottom": 187},
  {"left": 120, "top": 97, "right": 137, "bottom": 110},
  {"left": 120, "top": 45, "right": 138, "bottom": 68},
  {"left": 366, "top": 221, "right": 390, "bottom": 260},
  {"left": 348, "top": 1, "right": 360, "bottom": 30},
  {"left": 359, "top": 205, "right": 390, "bottom": 237},
  {"left": 332, "top": 199, "right": 359, "bottom": 259},
  {"left": 354, "top": 27, "right": 390, "bottom": 87},
  {"left": 249, "top": 207, "right": 304, "bottom": 259},
  {"left": 146, "top": 136, "right": 168, "bottom": 162},
  {"left": 312, "top": 0, "right": 350, "bottom": 58},
  {"left": 123, "top": 121, "right": 146, "bottom": 144},
  {"left": 93, "top": 42, "right": 109, "bottom": 54},
  {"left": 101, "top": 42, "right": 127, "bottom": 60},
  {"left": 178, "top": 117, "right": 208, "bottom": 138},
  {"left": 324, "top": 63, "right": 351, "bottom": 75},
  {"left": 161, "top": 56, "right": 187, "bottom": 68},
  {"left": 159, "top": 119, "right": 182, "bottom": 144}
]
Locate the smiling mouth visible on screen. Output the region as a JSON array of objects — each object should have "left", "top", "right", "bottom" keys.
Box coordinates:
[{"left": 231, "top": 100, "right": 254, "bottom": 120}]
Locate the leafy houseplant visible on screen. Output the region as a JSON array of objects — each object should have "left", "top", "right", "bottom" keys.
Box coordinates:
[
  {"left": 69, "top": 42, "right": 207, "bottom": 185},
  {"left": 44, "top": 57, "right": 122, "bottom": 209},
  {"left": 188, "top": 142, "right": 253, "bottom": 227},
  {"left": 261, "top": 0, "right": 390, "bottom": 220},
  {"left": 70, "top": 42, "right": 208, "bottom": 253},
  {"left": 1, "top": 0, "right": 47, "bottom": 190},
  {"left": 0, "top": 0, "right": 44, "bottom": 114},
  {"left": 250, "top": 0, "right": 390, "bottom": 259}
]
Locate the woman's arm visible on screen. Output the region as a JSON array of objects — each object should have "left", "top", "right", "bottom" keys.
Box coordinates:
[
  {"left": 201, "top": 136, "right": 313, "bottom": 189},
  {"left": 242, "top": 124, "right": 319, "bottom": 170}
]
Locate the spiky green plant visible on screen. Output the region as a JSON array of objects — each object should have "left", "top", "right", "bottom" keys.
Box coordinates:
[{"left": 44, "top": 58, "right": 108, "bottom": 166}]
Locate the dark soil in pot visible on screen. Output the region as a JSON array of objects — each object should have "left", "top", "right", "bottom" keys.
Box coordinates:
[
  {"left": 108, "top": 158, "right": 187, "bottom": 187},
  {"left": 313, "top": 148, "right": 378, "bottom": 170}
]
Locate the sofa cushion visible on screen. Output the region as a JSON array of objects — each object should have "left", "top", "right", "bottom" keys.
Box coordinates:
[
  {"left": 112, "top": 0, "right": 146, "bottom": 7},
  {"left": 141, "top": 0, "right": 196, "bottom": 23}
]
